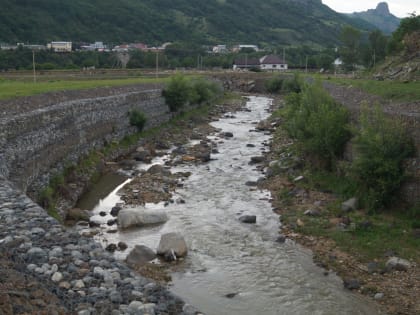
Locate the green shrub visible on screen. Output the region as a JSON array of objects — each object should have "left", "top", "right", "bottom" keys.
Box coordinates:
[
  {"left": 129, "top": 109, "right": 147, "bottom": 131},
  {"left": 282, "top": 73, "right": 303, "bottom": 93},
  {"left": 265, "top": 76, "right": 284, "bottom": 93},
  {"left": 352, "top": 105, "right": 415, "bottom": 210},
  {"left": 162, "top": 74, "right": 192, "bottom": 112},
  {"left": 283, "top": 81, "right": 351, "bottom": 168},
  {"left": 190, "top": 78, "right": 222, "bottom": 105}
]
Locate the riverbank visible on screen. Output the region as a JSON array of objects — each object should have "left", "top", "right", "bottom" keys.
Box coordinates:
[{"left": 259, "top": 96, "right": 419, "bottom": 315}]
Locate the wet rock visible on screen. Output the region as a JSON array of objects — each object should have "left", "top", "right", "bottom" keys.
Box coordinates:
[
  {"left": 249, "top": 156, "right": 265, "bottom": 164},
  {"left": 147, "top": 164, "right": 171, "bottom": 176},
  {"left": 88, "top": 220, "right": 101, "bottom": 228},
  {"left": 343, "top": 278, "right": 360, "bottom": 290},
  {"left": 225, "top": 292, "right": 238, "bottom": 298},
  {"left": 105, "top": 244, "right": 117, "bottom": 252},
  {"left": 341, "top": 197, "right": 358, "bottom": 212},
  {"left": 126, "top": 245, "right": 157, "bottom": 266},
  {"left": 118, "top": 208, "right": 168, "bottom": 229},
  {"left": 66, "top": 208, "right": 89, "bottom": 221},
  {"left": 107, "top": 219, "right": 117, "bottom": 226},
  {"left": 99, "top": 211, "right": 107, "bottom": 217},
  {"left": 110, "top": 205, "right": 122, "bottom": 217},
  {"left": 119, "top": 159, "right": 137, "bottom": 170},
  {"left": 223, "top": 132, "right": 234, "bottom": 138},
  {"left": 246, "top": 144, "right": 255, "bottom": 148},
  {"left": 117, "top": 242, "right": 128, "bottom": 251},
  {"left": 245, "top": 181, "right": 258, "bottom": 187},
  {"left": 386, "top": 257, "right": 411, "bottom": 271},
  {"left": 239, "top": 215, "right": 256, "bottom": 224},
  {"left": 157, "top": 232, "right": 188, "bottom": 259},
  {"left": 276, "top": 234, "right": 286, "bottom": 243}
]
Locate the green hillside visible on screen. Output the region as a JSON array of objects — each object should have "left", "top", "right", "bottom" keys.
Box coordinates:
[{"left": 0, "top": 0, "right": 374, "bottom": 47}]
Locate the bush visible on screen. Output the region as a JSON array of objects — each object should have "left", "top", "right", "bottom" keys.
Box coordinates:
[
  {"left": 265, "top": 76, "right": 284, "bottom": 93},
  {"left": 283, "top": 81, "right": 351, "bottom": 168},
  {"left": 162, "top": 74, "right": 192, "bottom": 112},
  {"left": 352, "top": 105, "right": 415, "bottom": 210},
  {"left": 190, "top": 78, "right": 222, "bottom": 105},
  {"left": 282, "top": 73, "right": 303, "bottom": 93},
  {"left": 129, "top": 109, "right": 147, "bottom": 131}
]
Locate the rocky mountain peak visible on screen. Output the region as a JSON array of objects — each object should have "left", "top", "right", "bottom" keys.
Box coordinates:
[{"left": 375, "top": 2, "right": 390, "bottom": 16}]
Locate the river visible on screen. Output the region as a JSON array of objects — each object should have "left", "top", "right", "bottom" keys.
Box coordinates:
[{"left": 77, "top": 96, "right": 382, "bottom": 315}]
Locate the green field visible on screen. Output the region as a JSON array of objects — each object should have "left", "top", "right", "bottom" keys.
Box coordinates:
[{"left": 0, "top": 76, "right": 168, "bottom": 100}]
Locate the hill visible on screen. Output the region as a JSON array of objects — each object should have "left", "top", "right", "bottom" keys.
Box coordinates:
[
  {"left": 0, "top": 0, "right": 375, "bottom": 47},
  {"left": 347, "top": 2, "right": 400, "bottom": 34}
]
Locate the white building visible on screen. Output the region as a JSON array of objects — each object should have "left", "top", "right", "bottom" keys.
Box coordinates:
[
  {"left": 259, "top": 55, "right": 288, "bottom": 71},
  {"left": 47, "top": 41, "right": 72, "bottom": 52}
]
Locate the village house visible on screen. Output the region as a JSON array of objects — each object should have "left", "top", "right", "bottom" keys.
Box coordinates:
[
  {"left": 47, "top": 41, "right": 72, "bottom": 52},
  {"left": 259, "top": 55, "right": 288, "bottom": 71},
  {"left": 233, "top": 54, "right": 288, "bottom": 71}
]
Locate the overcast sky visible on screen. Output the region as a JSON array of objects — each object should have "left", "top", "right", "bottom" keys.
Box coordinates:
[{"left": 322, "top": 0, "right": 419, "bottom": 18}]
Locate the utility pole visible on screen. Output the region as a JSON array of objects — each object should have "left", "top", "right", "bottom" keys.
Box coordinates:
[
  {"left": 305, "top": 55, "right": 308, "bottom": 73},
  {"left": 373, "top": 49, "right": 376, "bottom": 68},
  {"left": 32, "top": 50, "right": 36, "bottom": 83},
  {"left": 155, "top": 51, "right": 159, "bottom": 78}
]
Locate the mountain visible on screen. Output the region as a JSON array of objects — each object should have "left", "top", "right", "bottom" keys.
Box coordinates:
[
  {"left": 347, "top": 2, "right": 400, "bottom": 34},
  {"left": 0, "top": 0, "right": 375, "bottom": 47}
]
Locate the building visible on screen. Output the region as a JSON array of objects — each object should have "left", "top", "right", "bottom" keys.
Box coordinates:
[
  {"left": 47, "top": 41, "right": 72, "bottom": 52},
  {"left": 81, "top": 41, "right": 106, "bottom": 51},
  {"left": 259, "top": 55, "right": 288, "bottom": 71},
  {"left": 233, "top": 55, "right": 288, "bottom": 71},
  {"left": 232, "top": 57, "right": 260, "bottom": 70},
  {"left": 232, "top": 44, "right": 259, "bottom": 53},
  {"left": 212, "top": 45, "right": 228, "bottom": 54}
]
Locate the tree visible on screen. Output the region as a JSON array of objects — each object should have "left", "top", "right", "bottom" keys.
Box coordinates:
[
  {"left": 340, "top": 26, "right": 361, "bottom": 71},
  {"left": 387, "top": 13, "right": 420, "bottom": 54}
]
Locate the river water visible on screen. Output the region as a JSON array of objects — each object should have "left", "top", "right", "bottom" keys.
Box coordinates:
[{"left": 78, "top": 96, "right": 382, "bottom": 315}]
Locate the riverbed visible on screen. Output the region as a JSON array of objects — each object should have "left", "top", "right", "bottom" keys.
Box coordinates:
[{"left": 78, "top": 96, "right": 383, "bottom": 315}]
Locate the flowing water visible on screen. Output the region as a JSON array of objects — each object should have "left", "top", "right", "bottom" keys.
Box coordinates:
[{"left": 80, "top": 96, "right": 382, "bottom": 315}]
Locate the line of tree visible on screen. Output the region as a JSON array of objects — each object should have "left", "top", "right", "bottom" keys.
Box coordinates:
[
  {"left": 340, "top": 13, "right": 419, "bottom": 71},
  {"left": 1, "top": 14, "right": 418, "bottom": 72}
]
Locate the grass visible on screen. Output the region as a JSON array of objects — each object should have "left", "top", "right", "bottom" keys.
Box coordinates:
[
  {"left": 327, "top": 77, "right": 420, "bottom": 101},
  {"left": 279, "top": 165, "right": 420, "bottom": 263},
  {"left": 0, "top": 76, "right": 169, "bottom": 100}
]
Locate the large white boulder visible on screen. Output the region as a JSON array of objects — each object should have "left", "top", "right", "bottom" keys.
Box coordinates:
[
  {"left": 157, "top": 232, "right": 188, "bottom": 260},
  {"left": 118, "top": 208, "right": 168, "bottom": 229}
]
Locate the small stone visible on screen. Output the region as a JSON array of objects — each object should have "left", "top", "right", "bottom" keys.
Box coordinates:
[
  {"left": 59, "top": 281, "right": 71, "bottom": 289},
  {"left": 304, "top": 209, "right": 320, "bottom": 216},
  {"left": 78, "top": 310, "right": 91, "bottom": 315},
  {"left": 367, "top": 262, "right": 379, "bottom": 274},
  {"left": 51, "top": 272, "right": 63, "bottom": 282},
  {"left": 374, "top": 293, "right": 384, "bottom": 300},
  {"left": 341, "top": 197, "right": 358, "bottom": 212},
  {"left": 293, "top": 175, "right": 304, "bottom": 182},
  {"left": 343, "top": 278, "right": 360, "bottom": 290},
  {"left": 225, "top": 292, "right": 238, "bottom": 298},
  {"left": 74, "top": 280, "right": 85, "bottom": 289}
]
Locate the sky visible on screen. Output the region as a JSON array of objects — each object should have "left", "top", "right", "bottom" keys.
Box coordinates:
[{"left": 321, "top": 0, "right": 419, "bottom": 18}]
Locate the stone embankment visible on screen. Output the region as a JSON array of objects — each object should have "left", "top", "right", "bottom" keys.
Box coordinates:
[
  {"left": 0, "top": 176, "right": 197, "bottom": 314},
  {"left": 0, "top": 84, "right": 203, "bottom": 314},
  {"left": 0, "top": 83, "right": 170, "bottom": 194}
]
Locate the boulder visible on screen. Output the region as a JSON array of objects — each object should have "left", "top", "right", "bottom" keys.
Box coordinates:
[
  {"left": 110, "top": 205, "right": 122, "bottom": 217},
  {"left": 157, "top": 232, "right": 188, "bottom": 259},
  {"left": 343, "top": 278, "right": 360, "bottom": 290},
  {"left": 126, "top": 245, "right": 157, "bottom": 266},
  {"left": 386, "top": 257, "right": 411, "bottom": 271},
  {"left": 66, "top": 208, "right": 89, "bottom": 222},
  {"left": 147, "top": 164, "right": 171, "bottom": 176},
  {"left": 239, "top": 215, "right": 256, "bottom": 224},
  {"left": 118, "top": 208, "right": 168, "bottom": 229},
  {"left": 341, "top": 197, "right": 358, "bottom": 212}
]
